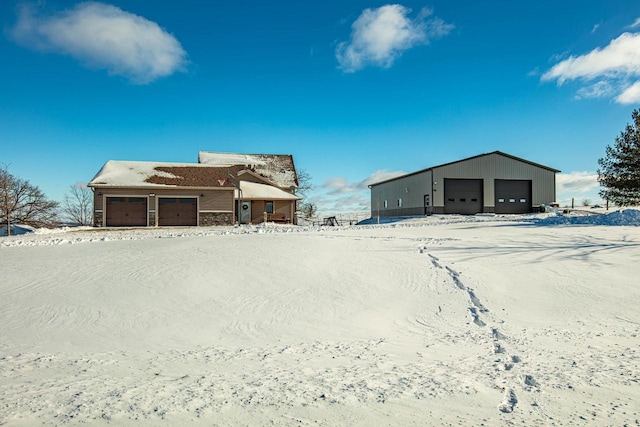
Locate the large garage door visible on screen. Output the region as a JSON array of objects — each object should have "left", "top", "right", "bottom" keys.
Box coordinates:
[
  {"left": 158, "top": 198, "right": 198, "bottom": 226},
  {"left": 106, "top": 197, "right": 147, "bottom": 226},
  {"left": 444, "top": 179, "right": 483, "bottom": 214},
  {"left": 495, "top": 180, "right": 531, "bottom": 214}
]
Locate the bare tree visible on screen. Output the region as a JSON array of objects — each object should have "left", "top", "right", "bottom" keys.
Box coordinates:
[
  {"left": 300, "top": 202, "right": 318, "bottom": 220},
  {"left": 1, "top": 165, "right": 59, "bottom": 235},
  {"left": 294, "top": 169, "right": 315, "bottom": 223},
  {"left": 296, "top": 169, "right": 313, "bottom": 200},
  {"left": 62, "top": 183, "right": 93, "bottom": 225}
]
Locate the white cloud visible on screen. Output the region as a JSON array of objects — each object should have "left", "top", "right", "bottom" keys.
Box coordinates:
[
  {"left": 616, "top": 81, "right": 640, "bottom": 103},
  {"left": 312, "top": 169, "right": 406, "bottom": 214},
  {"left": 575, "top": 81, "right": 614, "bottom": 100},
  {"left": 541, "top": 32, "right": 640, "bottom": 104},
  {"left": 336, "top": 4, "right": 453, "bottom": 72},
  {"left": 557, "top": 171, "right": 599, "bottom": 195},
  {"left": 10, "top": 2, "right": 187, "bottom": 84},
  {"left": 630, "top": 18, "right": 640, "bottom": 29},
  {"left": 322, "top": 169, "right": 406, "bottom": 196},
  {"left": 555, "top": 171, "right": 603, "bottom": 206}
]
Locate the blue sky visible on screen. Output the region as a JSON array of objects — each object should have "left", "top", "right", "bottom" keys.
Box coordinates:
[{"left": 2, "top": 1, "right": 640, "bottom": 213}]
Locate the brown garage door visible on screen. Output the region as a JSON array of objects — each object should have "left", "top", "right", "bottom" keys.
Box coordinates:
[
  {"left": 106, "top": 197, "right": 147, "bottom": 226},
  {"left": 444, "top": 179, "right": 483, "bottom": 214},
  {"left": 158, "top": 198, "right": 198, "bottom": 226},
  {"left": 494, "top": 180, "right": 532, "bottom": 214}
]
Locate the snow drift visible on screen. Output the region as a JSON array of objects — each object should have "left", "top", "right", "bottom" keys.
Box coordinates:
[{"left": 1, "top": 211, "right": 639, "bottom": 425}]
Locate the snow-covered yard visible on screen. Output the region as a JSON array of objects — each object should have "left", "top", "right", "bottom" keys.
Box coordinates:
[{"left": 1, "top": 211, "right": 639, "bottom": 426}]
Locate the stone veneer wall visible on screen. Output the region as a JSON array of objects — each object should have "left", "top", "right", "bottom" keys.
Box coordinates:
[
  {"left": 94, "top": 211, "right": 103, "bottom": 227},
  {"left": 149, "top": 211, "right": 156, "bottom": 227},
  {"left": 200, "top": 212, "right": 234, "bottom": 226}
]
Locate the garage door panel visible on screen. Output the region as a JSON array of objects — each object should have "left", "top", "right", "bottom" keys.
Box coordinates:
[
  {"left": 106, "top": 197, "right": 147, "bottom": 227},
  {"left": 444, "top": 179, "right": 483, "bottom": 214},
  {"left": 495, "top": 180, "right": 531, "bottom": 214},
  {"left": 158, "top": 198, "right": 198, "bottom": 226}
]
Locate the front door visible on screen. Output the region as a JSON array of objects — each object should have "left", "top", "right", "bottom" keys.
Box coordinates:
[
  {"left": 424, "top": 194, "right": 431, "bottom": 216},
  {"left": 240, "top": 201, "right": 251, "bottom": 224}
]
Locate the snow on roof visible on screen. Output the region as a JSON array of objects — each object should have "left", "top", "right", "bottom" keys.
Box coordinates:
[
  {"left": 197, "top": 152, "right": 268, "bottom": 167},
  {"left": 88, "top": 160, "right": 238, "bottom": 188},
  {"left": 236, "top": 180, "right": 301, "bottom": 200},
  {"left": 199, "top": 151, "right": 298, "bottom": 189}
]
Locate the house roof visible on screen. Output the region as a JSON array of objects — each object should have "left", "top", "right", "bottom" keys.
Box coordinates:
[
  {"left": 88, "top": 160, "right": 240, "bottom": 188},
  {"left": 236, "top": 181, "right": 301, "bottom": 200},
  {"left": 198, "top": 151, "right": 298, "bottom": 189},
  {"left": 369, "top": 151, "right": 561, "bottom": 187}
]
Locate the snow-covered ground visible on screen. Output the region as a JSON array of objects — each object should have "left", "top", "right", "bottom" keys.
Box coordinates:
[{"left": 1, "top": 211, "right": 639, "bottom": 426}]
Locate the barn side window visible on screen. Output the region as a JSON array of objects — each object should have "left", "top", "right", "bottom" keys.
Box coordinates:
[
  {"left": 397, "top": 198, "right": 402, "bottom": 207},
  {"left": 383, "top": 200, "right": 388, "bottom": 208},
  {"left": 266, "top": 201, "right": 274, "bottom": 213}
]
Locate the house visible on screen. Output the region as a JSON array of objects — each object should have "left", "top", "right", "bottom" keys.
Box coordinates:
[
  {"left": 369, "top": 151, "right": 560, "bottom": 217},
  {"left": 199, "top": 151, "right": 300, "bottom": 225},
  {"left": 88, "top": 152, "right": 300, "bottom": 227}
]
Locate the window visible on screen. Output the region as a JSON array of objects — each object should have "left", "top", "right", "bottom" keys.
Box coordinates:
[
  {"left": 383, "top": 200, "right": 388, "bottom": 208},
  {"left": 509, "top": 198, "right": 516, "bottom": 203},
  {"left": 460, "top": 198, "right": 466, "bottom": 202},
  {"left": 498, "top": 198, "right": 505, "bottom": 203},
  {"left": 266, "top": 201, "right": 274, "bottom": 213},
  {"left": 471, "top": 198, "right": 478, "bottom": 202},
  {"left": 129, "top": 197, "right": 145, "bottom": 203},
  {"left": 162, "top": 198, "right": 177, "bottom": 203},
  {"left": 108, "top": 197, "right": 125, "bottom": 203},
  {"left": 397, "top": 198, "right": 402, "bottom": 207},
  {"left": 520, "top": 198, "right": 527, "bottom": 203},
  {"left": 179, "top": 198, "right": 195, "bottom": 203},
  {"left": 448, "top": 198, "right": 455, "bottom": 202}
]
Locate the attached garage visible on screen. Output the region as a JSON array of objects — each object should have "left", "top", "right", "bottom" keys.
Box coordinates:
[
  {"left": 494, "top": 179, "right": 532, "bottom": 214},
  {"left": 158, "top": 197, "right": 198, "bottom": 226},
  {"left": 105, "top": 197, "right": 147, "bottom": 227},
  {"left": 89, "top": 157, "right": 301, "bottom": 227},
  {"left": 444, "top": 179, "right": 483, "bottom": 214}
]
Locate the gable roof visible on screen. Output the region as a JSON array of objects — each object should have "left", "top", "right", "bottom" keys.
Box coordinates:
[
  {"left": 198, "top": 151, "right": 298, "bottom": 189},
  {"left": 236, "top": 181, "right": 301, "bottom": 200},
  {"left": 369, "top": 151, "right": 561, "bottom": 187},
  {"left": 88, "top": 160, "right": 240, "bottom": 188}
]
